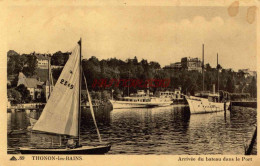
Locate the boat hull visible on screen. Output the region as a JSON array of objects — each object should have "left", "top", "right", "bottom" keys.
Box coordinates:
[
  {"left": 109, "top": 100, "right": 172, "bottom": 109},
  {"left": 186, "top": 96, "right": 230, "bottom": 114},
  {"left": 18, "top": 145, "right": 111, "bottom": 154}
]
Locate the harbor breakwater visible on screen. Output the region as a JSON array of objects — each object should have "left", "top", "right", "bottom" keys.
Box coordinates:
[{"left": 230, "top": 101, "right": 257, "bottom": 108}]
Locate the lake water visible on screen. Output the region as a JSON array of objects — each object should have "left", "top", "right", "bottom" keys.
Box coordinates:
[{"left": 8, "top": 105, "right": 257, "bottom": 155}]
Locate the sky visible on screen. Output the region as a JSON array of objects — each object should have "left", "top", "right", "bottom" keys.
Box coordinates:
[{"left": 7, "top": 6, "right": 257, "bottom": 71}]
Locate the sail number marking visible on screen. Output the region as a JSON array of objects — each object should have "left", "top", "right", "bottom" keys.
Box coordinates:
[{"left": 60, "top": 79, "right": 74, "bottom": 89}]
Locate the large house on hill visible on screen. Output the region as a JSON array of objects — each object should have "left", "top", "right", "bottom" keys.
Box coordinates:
[
  {"left": 35, "top": 54, "right": 49, "bottom": 69},
  {"left": 164, "top": 57, "right": 202, "bottom": 72},
  {"left": 17, "top": 72, "right": 44, "bottom": 100},
  {"left": 181, "top": 57, "right": 202, "bottom": 72},
  {"left": 34, "top": 54, "right": 51, "bottom": 82}
]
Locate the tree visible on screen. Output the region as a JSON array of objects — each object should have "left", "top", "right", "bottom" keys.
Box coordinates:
[
  {"left": 101, "top": 90, "right": 111, "bottom": 101},
  {"left": 217, "top": 64, "right": 222, "bottom": 70},
  {"left": 23, "top": 54, "right": 37, "bottom": 77},
  {"left": 35, "top": 91, "right": 46, "bottom": 103},
  {"left": 248, "top": 77, "right": 257, "bottom": 98},
  {"left": 18, "top": 54, "right": 28, "bottom": 73},
  {"left": 15, "top": 84, "right": 31, "bottom": 103},
  {"left": 7, "top": 53, "right": 24, "bottom": 75},
  {"left": 133, "top": 56, "right": 138, "bottom": 65},
  {"left": 141, "top": 59, "right": 148, "bottom": 66},
  {"left": 149, "top": 61, "right": 161, "bottom": 69},
  {"left": 51, "top": 51, "right": 70, "bottom": 66},
  {"left": 88, "top": 56, "right": 100, "bottom": 66},
  {"left": 7, "top": 88, "right": 22, "bottom": 104},
  {"left": 52, "top": 68, "right": 63, "bottom": 83},
  {"left": 205, "top": 63, "right": 212, "bottom": 71},
  {"left": 113, "top": 88, "right": 122, "bottom": 99},
  {"left": 91, "top": 91, "right": 102, "bottom": 100},
  {"left": 7, "top": 51, "right": 39, "bottom": 78},
  {"left": 226, "top": 77, "right": 235, "bottom": 93},
  {"left": 7, "top": 50, "right": 20, "bottom": 75},
  {"left": 100, "top": 60, "right": 107, "bottom": 77},
  {"left": 7, "top": 58, "right": 16, "bottom": 75}
]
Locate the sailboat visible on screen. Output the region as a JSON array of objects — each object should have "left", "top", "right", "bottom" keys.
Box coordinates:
[
  {"left": 18, "top": 39, "right": 111, "bottom": 154},
  {"left": 185, "top": 44, "right": 230, "bottom": 114}
]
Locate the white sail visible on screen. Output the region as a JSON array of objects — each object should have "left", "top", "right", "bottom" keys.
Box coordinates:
[{"left": 33, "top": 45, "right": 80, "bottom": 136}]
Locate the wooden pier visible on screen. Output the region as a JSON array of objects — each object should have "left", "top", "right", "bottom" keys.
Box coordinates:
[
  {"left": 230, "top": 101, "right": 257, "bottom": 109},
  {"left": 7, "top": 104, "right": 45, "bottom": 112},
  {"left": 7, "top": 104, "right": 100, "bottom": 112}
]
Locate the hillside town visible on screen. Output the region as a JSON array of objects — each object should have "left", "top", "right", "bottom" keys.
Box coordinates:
[{"left": 7, "top": 49, "right": 257, "bottom": 106}]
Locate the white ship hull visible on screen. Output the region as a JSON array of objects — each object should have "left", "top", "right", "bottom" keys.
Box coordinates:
[
  {"left": 109, "top": 100, "right": 172, "bottom": 109},
  {"left": 186, "top": 96, "right": 230, "bottom": 114}
]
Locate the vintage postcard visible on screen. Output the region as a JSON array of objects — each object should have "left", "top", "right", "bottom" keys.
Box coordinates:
[{"left": 0, "top": 0, "right": 259, "bottom": 166}]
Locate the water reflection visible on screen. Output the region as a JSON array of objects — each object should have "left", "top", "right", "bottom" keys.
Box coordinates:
[{"left": 7, "top": 105, "right": 256, "bottom": 155}]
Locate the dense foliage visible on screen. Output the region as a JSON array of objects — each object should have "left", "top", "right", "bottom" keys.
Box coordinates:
[
  {"left": 8, "top": 84, "right": 31, "bottom": 103},
  {"left": 7, "top": 50, "right": 37, "bottom": 77},
  {"left": 51, "top": 51, "right": 70, "bottom": 66},
  {"left": 7, "top": 50, "right": 257, "bottom": 103},
  {"left": 81, "top": 56, "right": 256, "bottom": 99}
]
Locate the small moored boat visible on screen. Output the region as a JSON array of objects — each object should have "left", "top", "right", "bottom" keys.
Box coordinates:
[
  {"left": 185, "top": 93, "right": 230, "bottom": 114},
  {"left": 186, "top": 45, "right": 230, "bottom": 114},
  {"left": 110, "top": 97, "right": 172, "bottom": 109}
]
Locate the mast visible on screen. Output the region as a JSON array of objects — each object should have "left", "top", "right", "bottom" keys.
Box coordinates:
[
  {"left": 202, "top": 44, "right": 205, "bottom": 91},
  {"left": 48, "top": 57, "right": 51, "bottom": 99},
  {"left": 78, "top": 38, "right": 82, "bottom": 144},
  {"left": 50, "top": 57, "right": 54, "bottom": 89},
  {"left": 128, "top": 70, "right": 130, "bottom": 96},
  {"left": 217, "top": 53, "right": 219, "bottom": 94}
]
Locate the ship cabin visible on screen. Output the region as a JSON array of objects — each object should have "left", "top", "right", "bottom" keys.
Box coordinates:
[
  {"left": 195, "top": 84, "right": 222, "bottom": 102},
  {"left": 195, "top": 91, "right": 221, "bottom": 102},
  {"left": 130, "top": 90, "right": 151, "bottom": 97},
  {"left": 159, "top": 88, "right": 183, "bottom": 101},
  {"left": 195, "top": 91, "right": 211, "bottom": 98},
  {"left": 208, "top": 93, "right": 221, "bottom": 102},
  {"left": 119, "top": 96, "right": 151, "bottom": 102}
]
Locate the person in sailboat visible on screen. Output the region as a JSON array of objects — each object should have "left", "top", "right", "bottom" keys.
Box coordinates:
[{"left": 67, "top": 139, "right": 77, "bottom": 149}]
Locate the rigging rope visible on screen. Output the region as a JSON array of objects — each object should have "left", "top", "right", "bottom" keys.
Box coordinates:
[{"left": 82, "top": 69, "right": 102, "bottom": 143}]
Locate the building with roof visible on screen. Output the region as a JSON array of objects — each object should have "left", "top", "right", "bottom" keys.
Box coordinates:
[
  {"left": 238, "top": 69, "right": 257, "bottom": 78},
  {"left": 17, "top": 72, "right": 44, "bottom": 100},
  {"left": 35, "top": 54, "right": 49, "bottom": 69},
  {"left": 159, "top": 87, "right": 183, "bottom": 101},
  {"left": 43, "top": 80, "right": 54, "bottom": 102},
  {"left": 181, "top": 57, "right": 202, "bottom": 72},
  {"left": 166, "top": 62, "right": 182, "bottom": 70},
  {"left": 164, "top": 57, "right": 202, "bottom": 72}
]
